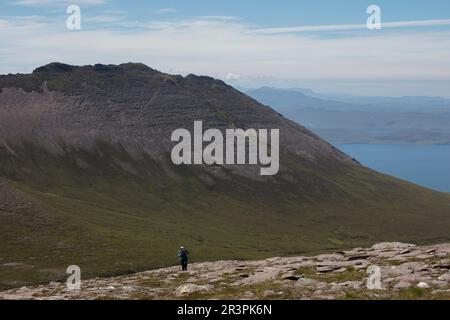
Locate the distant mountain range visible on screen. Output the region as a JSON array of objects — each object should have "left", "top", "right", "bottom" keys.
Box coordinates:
[
  {"left": 246, "top": 87, "right": 450, "bottom": 144},
  {"left": 286, "top": 87, "right": 450, "bottom": 113},
  {"left": 1, "top": 63, "right": 450, "bottom": 290}
]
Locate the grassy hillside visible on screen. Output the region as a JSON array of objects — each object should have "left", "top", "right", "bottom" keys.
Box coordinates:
[
  {"left": 1, "top": 141, "right": 449, "bottom": 290},
  {"left": 1, "top": 63, "right": 449, "bottom": 290}
]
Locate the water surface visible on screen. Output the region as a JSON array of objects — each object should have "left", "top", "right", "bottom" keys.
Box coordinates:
[{"left": 338, "top": 144, "right": 450, "bottom": 193}]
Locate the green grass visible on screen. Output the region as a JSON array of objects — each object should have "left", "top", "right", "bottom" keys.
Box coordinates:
[
  {"left": 394, "top": 287, "right": 428, "bottom": 299},
  {"left": 1, "top": 141, "right": 450, "bottom": 290}
]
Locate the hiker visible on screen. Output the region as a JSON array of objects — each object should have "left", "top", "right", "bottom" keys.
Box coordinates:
[{"left": 177, "top": 246, "right": 190, "bottom": 271}]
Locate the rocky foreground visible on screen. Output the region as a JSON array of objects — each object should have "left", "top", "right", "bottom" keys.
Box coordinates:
[{"left": 1, "top": 242, "right": 449, "bottom": 300}]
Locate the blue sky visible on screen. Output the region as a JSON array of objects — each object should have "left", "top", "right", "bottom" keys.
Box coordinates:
[
  {"left": 1, "top": 0, "right": 450, "bottom": 96},
  {"left": 4, "top": 0, "right": 450, "bottom": 26}
]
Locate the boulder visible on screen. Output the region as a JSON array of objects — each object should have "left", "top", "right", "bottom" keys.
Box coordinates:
[
  {"left": 399, "top": 249, "right": 412, "bottom": 255},
  {"left": 371, "top": 242, "right": 415, "bottom": 251},
  {"left": 416, "top": 282, "right": 430, "bottom": 289},
  {"left": 432, "top": 259, "right": 450, "bottom": 270},
  {"left": 175, "top": 284, "right": 213, "bottom": 296},
  {"left": 431, "top": 280, "right": 448, "bottom": 288},
  {"left": 232, "top": 267, "right": 281, "bottom": 286},
  {"left": 294, "top": 278, "right": 319, "bottom": 288},
  {"left": 394, "top": 281, "right": 412, "bottom": 289},
  {"left": 263, "top": 290, "right": 275, "bottom": 297},
  {"left": 431, "top": 289, "right": 450, "bottom": 295},
  {"left": 242, "top": 291, "right": 255, "bottom": 298},
  {"left": 346, "top": 254, "right": 370, "bottom": 261},
  {"left": 352, "top": 260, "right": 371, "bottom": 270},
  {"left": 316, "top": 254, "right": 345, "bottom": 262},
  {"left": 281, "top": 272, "right": 301, "bottom": 281},
  {"left": 395, "top": 262, "right": 429, "bottom": 273},
  {"left": 437, "top": 272, "right": 450, "bottom": 282},
  {"left": 317, "top": 266, "right": 338, "bottom": 273}
]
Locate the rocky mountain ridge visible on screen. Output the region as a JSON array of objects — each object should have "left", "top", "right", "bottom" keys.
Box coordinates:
[{"left": 0, "top": 62, "right": 348, "bottom": 168}]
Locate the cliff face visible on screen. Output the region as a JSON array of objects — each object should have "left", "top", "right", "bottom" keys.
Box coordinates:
[{"left": 0, "top": 63, "right": 449, "bottom": 290}]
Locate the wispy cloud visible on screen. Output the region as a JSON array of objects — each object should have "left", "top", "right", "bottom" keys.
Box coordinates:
[
  {"left": 13, "top": 0, "right": 107, "bottom": 6},
  {"left": 0, "top": 15, "right": 450, "bottom": 96},
  {"left": 253, "top": 19, "right": 450, "bottom": 34},
  {"left": 198, "top": 16, "right": 239, "bottom": 21},
  {"left": 84, "top": 14, "right": 125, "bottom": 24},
  {"left": 226, "top": 73, "right": 241, "bottom": 81},
  {"left": 155, "top": 8, "right": 179, "bottom": 14}
]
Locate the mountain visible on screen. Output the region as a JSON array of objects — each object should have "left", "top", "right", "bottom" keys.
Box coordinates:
[
  {"left": 276, "top": 87, "right": 450, "bottom": 113},
  {"left": 245, "top": 87, "right": 354, "bottom": 111},
  {"left": 246, "top": 87, "right": 450, "bottom": 144},
  {"left": 0, "top": 63, "right": 449, "bottom": 290}
]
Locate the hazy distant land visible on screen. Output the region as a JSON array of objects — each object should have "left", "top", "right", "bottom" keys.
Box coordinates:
[{"left": 246, "top": 87, "right": 450, "bottom": 145}]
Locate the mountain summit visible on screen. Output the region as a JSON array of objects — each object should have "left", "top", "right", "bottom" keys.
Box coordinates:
[
  {"left": 0, "top": 63, "right": 449, "bottom": 289},
  {"left": 0, "top": 62, "right": 348, "bottom": 166}
]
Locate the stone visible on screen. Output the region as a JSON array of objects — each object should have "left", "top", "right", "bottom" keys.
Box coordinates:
[
  {"left": 316, "top": 254, "right": 345, "bottom": 262},
  {"left": 281, "top": 272, "right": 301, "bottom": 281},
  {"left": 431, "top": 280, "right": 448, "bottom": 288},
  {"left": 313, "top": 290, "right": 323, "bottom": 295},
  {"left": 431, "top": 289, "right": 450, "bottom": 295},
  {"left": 339, "top": 281, "right": 363, "bottom": 290},
  {"left": 437, "top": 272, "right": 450, "bottom": 282},
  {"left": 263, "top": 290, "right": 275, "bottom": 297},
  {"left": 232, "top": 267, "right": 280, "bottom": 286},
  {"left": 375, "top": 251, "right": 399, "bottom": 259},
  {"left": 296, "top": 261, "right": 317, "bottom": 268},
  {"left": 416, "top": 282, "right": 429, "bottom": 289},
  {"left": 175, "top": 284, "right": 213, "bottom": 296},
  {"left": 352, "top": 260, "right": 370, "bottom": 270},
  {"left": 242, "top": 291, "right": 255, "bottom": 298},
  {"left": 436, "top": 244, "right": 450, "bottom": 255},
  {"left": 208, "top": 277, "right": 223, "bottom": 283},
  {"left": 317, "top": 266, "right": 337, "bottom": 273},
  {"left": 316, "top": 282, "right": 328, "bottom": 289},
  {"left": 346, "top": 254, "right": 370, "bottom": 261},
  {"left": 382, "top": 277, "right": 396, "bottom": 284},
  {"left": 397, "top": 262, "right": 429, "bottom": 273},
  {"left": 294, "top": 278, "right": 319, "bottom": 288},
  {"left": 329, "top": 284, "right": 342, "bottom": 292},
  {"left": 415, "top": 254, "right": 434, "bottom": 260},
  {"left": 394, "top": 281, "right": 412, "bottom": 289},
  {"left": 371, "top": 242, "right": 415, "bottom": 251},
  {"left": 432, "top": 259, "right": 450, "bottom": 270}
]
